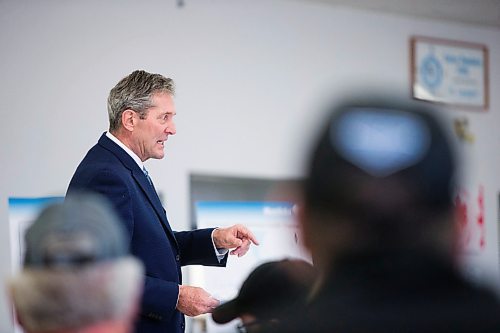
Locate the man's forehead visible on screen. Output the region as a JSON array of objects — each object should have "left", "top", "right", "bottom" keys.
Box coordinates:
[{"left": 150, "top": 93, "right": 176, "bottom": 114}]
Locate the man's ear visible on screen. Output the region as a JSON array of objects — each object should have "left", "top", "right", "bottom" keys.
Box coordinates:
[
  {"left": 296, "top": 201, "right": 313, "bottom": 253},
  {"left": 7, "top": 287, "right": 25, "bottom": 331},
  {"left": 121, "top": 110, "right": 135, "bottom": 131},
  {"left": 14, "top": 308, "right": 25, "bottom": 331}
]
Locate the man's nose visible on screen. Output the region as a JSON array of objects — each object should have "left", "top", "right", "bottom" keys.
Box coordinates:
[{"left": 166, "top": 122, "right": 176, "bottom": 135}]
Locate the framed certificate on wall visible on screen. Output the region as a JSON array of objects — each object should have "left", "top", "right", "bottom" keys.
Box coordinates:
[{"left": 410, "top": 36, "right": 489, "bottom": 110}]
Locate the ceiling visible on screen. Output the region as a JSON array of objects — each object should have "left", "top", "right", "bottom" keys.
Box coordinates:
[{"left": 293, "top": 0, "right": 500, "bottom": 29}]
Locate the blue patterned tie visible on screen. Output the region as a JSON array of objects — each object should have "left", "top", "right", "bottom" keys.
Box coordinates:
[{"left": 143, "top": 167, "right": 153, "bottom": 186}]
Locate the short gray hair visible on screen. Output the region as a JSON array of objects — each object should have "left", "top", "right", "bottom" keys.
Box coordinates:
[
  {"left": 9, "top": 258, "right": 143, "bottom": 333},
  {"left": 107, "top": 70, "right": 175, "bottom": 132}
]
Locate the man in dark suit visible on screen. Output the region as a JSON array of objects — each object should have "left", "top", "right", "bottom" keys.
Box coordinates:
[
  {"left": 67, "top": 70, "right": 258, "bottom": 333},
  {"left": 272, "top": 97, "right": 500, "bottom": 332}
]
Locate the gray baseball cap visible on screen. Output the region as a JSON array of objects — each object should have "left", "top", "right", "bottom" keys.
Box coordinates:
[{"left": 23, "top": 192, "right": 128, "bottom": 268}]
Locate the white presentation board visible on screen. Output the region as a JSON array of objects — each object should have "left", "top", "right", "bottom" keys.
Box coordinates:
[
  {"left": 190, "top": 201, "right": 310, "bottom": 333},
  {"left": 8, "top": 197, "right": 63, "bottom": 333}
]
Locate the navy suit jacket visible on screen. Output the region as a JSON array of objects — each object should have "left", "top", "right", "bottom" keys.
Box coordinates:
[{"left": 67, "top": 133, "right": 227, "bottom": 333}]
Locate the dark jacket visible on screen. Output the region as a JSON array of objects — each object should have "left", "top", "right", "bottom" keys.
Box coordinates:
[
  {"left": 271, "top": 250, "right": 500, "bottom": 333},
  {"left": 67, "top": 133, "right": 227, "bottom": 333}
]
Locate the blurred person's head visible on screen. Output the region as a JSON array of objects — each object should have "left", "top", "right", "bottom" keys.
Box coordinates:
[
  {"left": 212, "top": 259, "right": 316, "bottom": 332},
  {"left": 298, "top": 96, "right": 458, "bottom": 274},
  {"left": 8, "top": 193, "right": 144, "bottom": 333}
]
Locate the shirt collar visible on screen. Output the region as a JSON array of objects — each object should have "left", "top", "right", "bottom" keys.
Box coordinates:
[{"left": 106, "top": 131, "right": 144, "bottom": 170}]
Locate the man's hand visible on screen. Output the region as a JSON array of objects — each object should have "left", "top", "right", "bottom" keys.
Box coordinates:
[
  {"left": 213, "top": 224, "right": 259, "bottom": 257},
  {"left": 176, "top": 285, "right": 220, "bottom": 317}
]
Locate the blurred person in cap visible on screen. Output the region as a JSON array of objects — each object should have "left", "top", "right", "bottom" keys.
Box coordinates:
[
  {"left": 212, "top": 259, "right": 316, "bottom": 332},
  {"left": 270, "top": 97, "right": 500, "bottom": 332},
  {"left": 8, "top": 193, "right": 144, "bottom": 333}
]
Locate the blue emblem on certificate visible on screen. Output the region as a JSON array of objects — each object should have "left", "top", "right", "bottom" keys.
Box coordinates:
[{"left": 420, "top": 54, "right": 443, "bottom": 90}]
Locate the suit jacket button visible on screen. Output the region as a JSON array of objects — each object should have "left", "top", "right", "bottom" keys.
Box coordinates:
[{"left": 176, "top": 254, "right": 180, "bottom": 261}]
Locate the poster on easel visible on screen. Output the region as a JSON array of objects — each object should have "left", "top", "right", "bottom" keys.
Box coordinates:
[
  {"left": 455, "top": 185, "right": 485, "bottom": 255},
  {"left": 190, "top": 201, "right": 310, "bottom": 333},
  {"left": 8, "top": 197, "right": 63, "bottom": 333}
]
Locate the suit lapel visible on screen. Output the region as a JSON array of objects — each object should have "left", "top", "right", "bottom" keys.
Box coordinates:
[
  {"left": 97, "top": 133, "right": 178, "bottom": 247},
  {"left": 131, "top": 169, "right": 177, "bottom": 241}
]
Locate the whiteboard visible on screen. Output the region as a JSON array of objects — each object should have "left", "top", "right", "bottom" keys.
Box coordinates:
[
  {"left": 8, "top": 197, "right": 64, "bottom": 333},
  {"left": 190, "top": 201, "right": 310, "bottom": 333}
]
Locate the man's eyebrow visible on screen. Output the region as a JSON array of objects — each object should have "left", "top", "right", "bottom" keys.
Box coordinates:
[{"left": 159, "top": 111, "right": 176, "bottom": 117}]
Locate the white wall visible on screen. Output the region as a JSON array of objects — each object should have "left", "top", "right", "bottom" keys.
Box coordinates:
[{"left": 1, "top": 0, "right": 499, "bottom": 332}]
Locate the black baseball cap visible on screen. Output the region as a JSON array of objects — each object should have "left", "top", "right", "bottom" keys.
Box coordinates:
[
  {"left": 304, "top": 97, "right": 457, "bottom": 219},
  {"left": 23, "top": 192, "right": 128, "bottom": 268},
  {"left": 212, "top": 259, "right": 316, "bottom": 324}
]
